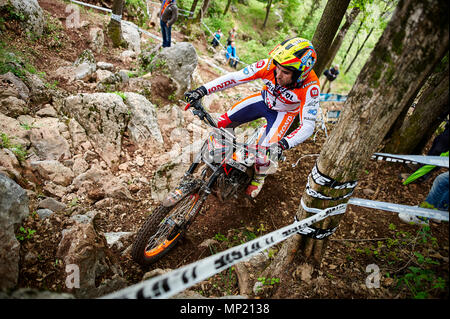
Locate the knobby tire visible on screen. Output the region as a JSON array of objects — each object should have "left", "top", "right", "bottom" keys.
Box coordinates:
[{"left": 132, "top": 192, "right": 201, "bottom": 265}]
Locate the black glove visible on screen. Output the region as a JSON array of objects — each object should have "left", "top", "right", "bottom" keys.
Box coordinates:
[
  {"left": 268, "top": 139, "right": 289, "bottom": 160},
  {"left": 184, "top": 86, "right": 207, "bottom": 104}
]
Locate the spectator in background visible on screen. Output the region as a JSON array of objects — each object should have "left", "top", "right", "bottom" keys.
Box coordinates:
[
  {"left": 227, "top": 27, "right": 237, "bottom": 46},
  {"left": 398, "top": 171, "right": 449, "bottom": 225},
  {"left": 322, "top": 64, "right": 340, "bottom": 93},
  {"left": 159, "top": 0, "right": 178, "bottom": 48},
  {"left": 211, "top": 28, "right": 223, "bottom": 48},
  {"left": 226, "top": 41, "right": 239, "bottom": 68}
]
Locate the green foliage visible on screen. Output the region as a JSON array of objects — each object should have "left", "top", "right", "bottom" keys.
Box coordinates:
[
  {"left": 0, "top": 132, "right": 28, "bottom": 162},
  {"left": 124, "top": 0, "right": 150, "bottom": 27},
  {"left": 1, "top": 4, "right": 26, "bottom": 22},
  {"left": 113, "top": 91, "right": 127, "bottom": 101},
  {"left": 214, "top": 232, "right": 228, "bottom": 242},
  {"left": 0, "top": 40, "right": 40, "bottom": 81},
  {"left": 354, "top": 223, "right": 447, "bottom": 298},
  {"left": 16, "top": 226, "right": 36, "bottom": 241},
  {"left": 257, "top": 276, "right": 280, "bottom": 286}
]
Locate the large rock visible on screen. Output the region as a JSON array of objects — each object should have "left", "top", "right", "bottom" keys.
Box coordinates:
[
  {"left": 70, "top": 164, "right": 134, "bottom": 201},
  {"left": 54, "top": 49, "right": 97, "bottom": 82},
  {"left": 88, "top": 27, "right": 104, "bottom": 53},
  {"left": 67, "top": 119, "right": 93, "bottom": 153},
  {"left": 0, "top": 148, "right": 22, "bottom": 180},
  {"left": 0, "top": 97, "right": 29, "bottom": 118},
  {"left": 1, "top": 0, "right": 45, "bottom": 37},
  {"left": 23, "top": 72, "right": 50, "bottom": 104},
  {"left": 30, "top": 160, "right": 74, "bottom": 187},
  {"left": 37, "top": 197, "right": 67, "bottom": 213},
  {"left": 155, "top": 42, "right": 198, "bottom": 97},
  {"left": 73, "top": 49, "right": 97, "bottom": 80},
  {"left": 124, "top": 92, "right": 163, "bottom": 143},
  {"left": 0, "top": 174, "right": 29, "bottom": 290},
  {"left": 150, "top": 138, "right": 204, "bottom": 202},
  {"left": 62, "top": 93, "right": 129, "bottom": 167},
  {"left": 121, "top": 21, "right": 141, "bottom": 54},
  {"left": 0, "top": 72, "right": 30, "bottom": 102},
  {"left": 29, "top": 117, "right": 72, "bottom": 161},
  {"left": 0, "top": 113, "right": 30, "bottom": 147},
  {"left": 56, "top": 215, "right": 127, "bottom": 298}
]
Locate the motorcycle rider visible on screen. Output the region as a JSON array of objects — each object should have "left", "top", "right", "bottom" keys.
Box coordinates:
[{"left": 184, "top": 37, "right": 320, "bottom": 198}]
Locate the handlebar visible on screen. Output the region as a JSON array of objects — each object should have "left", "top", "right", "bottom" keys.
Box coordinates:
[{"left": 185, "top": 100, "right": 217, "bottom": 128}]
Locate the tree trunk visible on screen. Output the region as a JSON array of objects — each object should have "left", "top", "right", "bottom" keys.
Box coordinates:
[
  {"left": 262, "top": 0, "right": 273, "bottom": 29},
  {"left": 383, "top": 61, "right": 449, "bottom": 154},
  {"left": 298, "top": 1, "right": 321, "bottom": 35},
  {"left": 107, "top": 0, "right": 125, "bottom": 48},
  {"left": 323, "top": 6, "right": 360, "bottom": 69},
  {"left": 223, "top": 0, "right": 232, "bottom": 16},
  {"left": 341, "top": 16, "right": 365, "bottom": 67},
  {"left": 195, "top": 0, "right": 211, "bottom": 22},
  {"left": 261, "top": 0, "right": 449, "bottom": 298},
  {"left": 190, "top": 0, "right": 200, "bottom": 18},
  {"left": 312, "top": 0, "right": 351, "bottom": 77}
]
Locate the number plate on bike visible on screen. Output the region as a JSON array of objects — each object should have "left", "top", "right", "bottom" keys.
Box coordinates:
[{"left": 225, "top": 158, "right": 247, "bottom": 172}]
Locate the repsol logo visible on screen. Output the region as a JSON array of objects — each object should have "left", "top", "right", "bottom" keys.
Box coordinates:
[{"left": 208, "top": 79, "right": 236, "bottom": 93}]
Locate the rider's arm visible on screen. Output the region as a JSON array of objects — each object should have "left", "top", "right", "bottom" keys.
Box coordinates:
[
  {"left": 283, "top": 84, "right": 320, "bottom": 149},
  {"left": 203, "top": 58, "right": 270, "bottom": 95}
]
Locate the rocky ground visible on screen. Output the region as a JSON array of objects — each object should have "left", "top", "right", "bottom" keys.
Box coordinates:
[{"left": 0, "top": 0, "right": 448, "bottom": 300}]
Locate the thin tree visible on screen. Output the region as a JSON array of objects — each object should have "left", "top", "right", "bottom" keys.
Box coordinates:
[
  {"left": 323, "top": 6, "right": 360, "bottom": 70},
  {"left": 298, "top": 0, "right": 321, "bottom": 36},
  {"left": 195, "top": 0, "right": 211, "bottom": 22},
  {"left": 223, "top": 0, "right": 233, "bottom": 15},
  {"left": 341, "top": 15, "right": 365, "bottom": 67},
  {"left": 107, "top": 0, "right": 126, "bottom": 47},
  {"left": 261, "top": 0, "right": 449, "bottom": 297},
  {"left": 189, "top": 0, "right": 200, "bottom": 18},
  {"left": 344, "top": 26, "right": 373, "bottom": 73},
  {"left": 344, "top": 2, "right": 393, "bottom": 74},
  {"left": 262, "top": 0, "right": 273, "bottom": 29},
  {"left": 311, "top": 0, "right": 351, "bottom": 77}
]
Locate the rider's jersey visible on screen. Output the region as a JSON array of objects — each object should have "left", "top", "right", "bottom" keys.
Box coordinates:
[{"left": 202, "top": 58, "right": 320, "bottom": 148}]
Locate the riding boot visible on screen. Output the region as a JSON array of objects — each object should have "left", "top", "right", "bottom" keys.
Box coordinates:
[{"left": 245, "top": 174, "right": 267, "bottom": 198}]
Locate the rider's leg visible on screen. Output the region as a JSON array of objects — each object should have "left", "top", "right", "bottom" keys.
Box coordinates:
[
  {"left": 246, "top": 110, "right": 298, "bottom": 197},
  {"left": 217, "top": 93, "right": 266, "bottom": 128},
  {"left": 217, "top": 93, "right": 298, "bottom": 198}
]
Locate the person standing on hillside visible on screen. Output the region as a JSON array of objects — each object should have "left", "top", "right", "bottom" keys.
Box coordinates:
[
  {"left": 227, "top": 27, "right": 237, "bottom": 46},
  {"left": 211, "top": 28, "right": 223, "bottom": 48},
  {"left": 322, "top": 64, "right": 339, "bottom": 93},
  {"left": 226, "top": 41, "right": 239, "bottom": 68},
  {"left": 159, "top": 0, "right": 178, "bottom": 48},
  {"left": 184, "top": 38, "right": 320, "bottom": 198}
]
